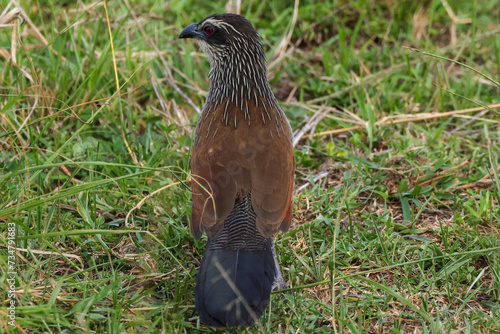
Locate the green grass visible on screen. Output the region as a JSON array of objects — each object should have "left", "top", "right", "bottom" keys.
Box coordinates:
[{"left": 1, "top": 0, "right": 499, "bottom": 332}]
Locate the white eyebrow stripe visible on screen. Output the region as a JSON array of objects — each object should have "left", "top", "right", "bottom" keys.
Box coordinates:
[{"left": 202, "top": 19, "right": 243, "bottom": 37}]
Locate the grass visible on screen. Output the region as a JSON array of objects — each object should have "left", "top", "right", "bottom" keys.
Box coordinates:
[{"left": 1, "top": 0, "right": 499, "bottom": 332}]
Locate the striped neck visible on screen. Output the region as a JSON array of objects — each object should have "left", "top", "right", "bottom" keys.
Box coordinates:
[{"left": 199, "top": 37, "right": 280, "bottom": 127}]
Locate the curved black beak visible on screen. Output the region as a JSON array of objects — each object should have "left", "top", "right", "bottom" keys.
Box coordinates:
[{"left": 179, "top": 23, "right": 199, "bottom": 39}]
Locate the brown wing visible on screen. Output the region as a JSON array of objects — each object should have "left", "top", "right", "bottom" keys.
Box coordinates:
[
  {"left": 248, "top": 119, "right": 294, "bottom": 237},
  {"left": 191, "top": 100, "right": 294, "bottom": 239}
]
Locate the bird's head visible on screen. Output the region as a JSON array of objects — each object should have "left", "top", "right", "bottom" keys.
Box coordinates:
[
  {"left": 179, "top": 14, "right": 264, "bottom": 67},
  {"left": 179, "top": 14, "right": 276, "bottom": 119}
]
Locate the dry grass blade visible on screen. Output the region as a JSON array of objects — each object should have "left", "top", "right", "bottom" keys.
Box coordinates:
[
  {"left": 292, "top": 106, "right": 327, "bottom": 147},
  {"left": 440, "top": 0, "right": 472, "bottom": 44},
  {"left": 289, "top": 102, "right": 366, "bottom": 140},
  {"left": 122, "top": 0, "right": 201, "bottom": 115},
  {"left": 151, "top": 70, "right": 192, "bottom": 135},
  {"left": 310, "top": 103, "right": 500, "bottom": 138},
  {"left": 268, "top": 0, "right": 299, "bottom": 69},
  {"left": 417, "top": 159, "right": 470, "bottom": 186},
  {"left": 0, "top": 2, "right": 33, "bottom": 83},
  {"left": 375, "top": 103, "right": 500, "bottom": 125},
  {"left": 0, "top": 5, "right": 39, "bottom": 147},
  {"left": 0, "top": 2, "right": 20, "bottom": 28},
  {"left": 454, "top": 165, "right": 500, "bottom": 190},
  {"left": 9, "top": 0, "right": 65, "bottom": 61},
  {"left": 225, "top": 0, "right": 242, "bottom": 14},
  {"left": 102, "top": 0, "right": 138, "bottom": 165},
  {"left": 440, "top": 0, "right": 472, "bottom": 24},
  {"left": 296, "top": 171, "right": 330, "bottom": 193},
  {"left": 450, "top": 109, "right": 491, "bottom": 132},
  {"left": 12, "top": 247, "right": 85, "bottom": 269}
]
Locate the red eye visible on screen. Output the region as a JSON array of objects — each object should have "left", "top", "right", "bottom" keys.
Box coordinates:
[{"left": 204, "top": 26, "right": 214, "bottom": 35}]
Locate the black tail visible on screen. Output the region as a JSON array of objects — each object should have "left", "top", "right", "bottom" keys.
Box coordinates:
[{"left": 195, "top": 195, "right": 280, "bottom": 327}]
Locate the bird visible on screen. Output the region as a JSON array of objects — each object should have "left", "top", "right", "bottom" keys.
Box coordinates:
[{"left": 179, "top": 14, "right": 295, "bottom": 327}]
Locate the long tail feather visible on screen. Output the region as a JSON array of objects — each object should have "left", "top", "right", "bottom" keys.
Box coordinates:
[{"left": 195, "top": 195, "right": 282, "bottom": 327}]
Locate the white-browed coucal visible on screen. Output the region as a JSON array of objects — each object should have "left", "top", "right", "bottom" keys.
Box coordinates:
[{"left": 179, "top": 14, "right": 295, "bottom": 327}]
